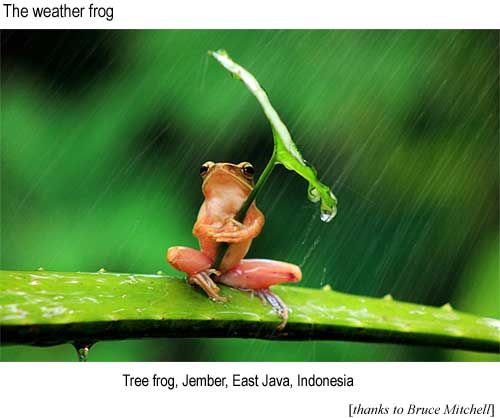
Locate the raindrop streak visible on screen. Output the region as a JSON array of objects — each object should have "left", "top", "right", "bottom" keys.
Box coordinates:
[{"left": 73, "top": 342, "right": 94, "bottom": 362}]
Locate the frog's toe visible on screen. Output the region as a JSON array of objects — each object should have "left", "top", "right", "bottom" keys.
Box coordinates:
[
  {"left": 215, "top": 236, "right": 244, "bottom": 243},
  {"left": 254, "top": 289, "right": 289, "bottom": 331},
  {"left": 187, "top": 270, "right": 227, "bottom": 303},
  {"left": 213, "top": 228, "right": 252, "bottom": 243},
  {"left": 225, "top": 217, "right": 244, "bottom": 228}
]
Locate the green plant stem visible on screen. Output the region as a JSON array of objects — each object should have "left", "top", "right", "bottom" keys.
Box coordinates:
[
  {"left": 1, "top": 270, "right": 499, "bottom": 353},
  {"left": 212, "top": 150, "right": 277, "bottom": 270}
]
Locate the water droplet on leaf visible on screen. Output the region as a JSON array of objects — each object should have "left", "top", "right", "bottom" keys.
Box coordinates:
[
  {"left": 320, "top": 206, "right": 336, "bottom": 222},
  {"left": 308, "top": 185, "right": 337, "bottom": 222},
  {"left": 73, "top": 342, "right": 94, "bottom": 362},
  {"left": 320, "top": 204, "right": 335, "bottom": 223}
]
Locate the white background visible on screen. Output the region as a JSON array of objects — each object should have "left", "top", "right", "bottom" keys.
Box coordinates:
[
  {"left": 0, "top": 362, "right": 498, "bottom": 418},
  {"left": 0, "top": 0, "right": 499, "bottom": 28}
]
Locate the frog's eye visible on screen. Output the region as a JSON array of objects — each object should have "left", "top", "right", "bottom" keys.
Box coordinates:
[
  {"left": 200, "top": 162, "right": 212, "bottom": 177},
  {"left": 241, "top": 163, "right": 255, "bottom": 178}
]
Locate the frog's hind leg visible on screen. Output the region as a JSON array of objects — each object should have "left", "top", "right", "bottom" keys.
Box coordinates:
[
  {"left": 218, "top": 259, "right": 302, "bottom": 330},
  {"left": 167, "top": 246, "right": 212, "bottom": 275},
  {"left": 166, "top": 247, "right": 226, "bottom": 302},
  {"left": 218, "top": 259, "right": 302, "bottom": 289}
]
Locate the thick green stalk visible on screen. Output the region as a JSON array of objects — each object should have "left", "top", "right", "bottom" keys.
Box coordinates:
[
  {"left": 1, "top": 270, "right": 499, "bottom": 353},
  {"left": 212, "top": 151, "right": 277, "bottom": 269}
]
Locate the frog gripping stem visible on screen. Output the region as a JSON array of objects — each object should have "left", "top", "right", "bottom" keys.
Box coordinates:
[{"left": 187, "top": 269, "right": 227, "bottom": 303}]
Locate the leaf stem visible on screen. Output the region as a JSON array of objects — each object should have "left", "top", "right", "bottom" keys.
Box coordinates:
[
  {"left": 212, "top": 150, "right": 277, "bottom": 270},
  {"left": 2, "top": 270, "right": 499, "bottom": 353}
]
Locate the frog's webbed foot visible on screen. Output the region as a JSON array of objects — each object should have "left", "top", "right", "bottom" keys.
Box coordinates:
[
  {"left": 187, "top": 269, "right": 226, "bottom": 303},
  {"left": 253, "top": 288, "right": 289, "bottom": 331}
]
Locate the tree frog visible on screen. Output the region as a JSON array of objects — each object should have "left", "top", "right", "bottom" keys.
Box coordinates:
[{"left": 167, "top": 161, "right": 302, "bottom": 329}]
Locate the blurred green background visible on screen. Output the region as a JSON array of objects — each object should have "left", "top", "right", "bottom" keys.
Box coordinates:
[{"left": 1, "top": 30, "right": 498, "bottom": 361}]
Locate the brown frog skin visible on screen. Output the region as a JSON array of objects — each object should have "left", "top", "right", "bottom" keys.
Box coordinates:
[{"left": 167, "top": 161, "right": 302, "bottom": 329}]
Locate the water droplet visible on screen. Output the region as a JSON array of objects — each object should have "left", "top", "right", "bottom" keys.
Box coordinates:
[
  {"left": 308, "top": 186, "right": 338, "bottom": 223},
  {"left": 73, "top": 342, "right": 94, "bottom": 362},
  {"left": 98, "top": 268, "right": 107, "bottom": 273},
  {"left": 302, "top": 159, "right": 313, "bottom": 169},
  {"left": 320, "top": 204, "right": 336, "bottom": 222},
  {"left": 320, "top": 189, "right": 338, "bottom": 222}
]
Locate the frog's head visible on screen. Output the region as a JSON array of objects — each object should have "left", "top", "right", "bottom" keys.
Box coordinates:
[{"left": 200, "top": 161, "right": 255, "bottom": 196}]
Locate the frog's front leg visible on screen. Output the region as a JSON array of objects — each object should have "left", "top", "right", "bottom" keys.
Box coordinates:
[
  {"left": 210, "top": 204, "right": 264, "bottom": 243},
  {"left": 166, "top": 246, "right": 226, "bottom": 302},
  {"left": 218, "top": 259, "right": 302, "bottom": 330}
]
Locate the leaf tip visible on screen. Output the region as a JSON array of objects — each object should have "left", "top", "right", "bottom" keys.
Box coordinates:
[{"left": 208, "top": 49, "right": 229, "bottom": 59}]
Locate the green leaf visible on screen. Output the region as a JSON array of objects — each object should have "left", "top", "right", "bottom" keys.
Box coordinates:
[
  {"left": 209, "top": 49, "right": 337, "bottom": 222},
  {"left": 1, "top": 270, "right": 499, "bottom": 353}
]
